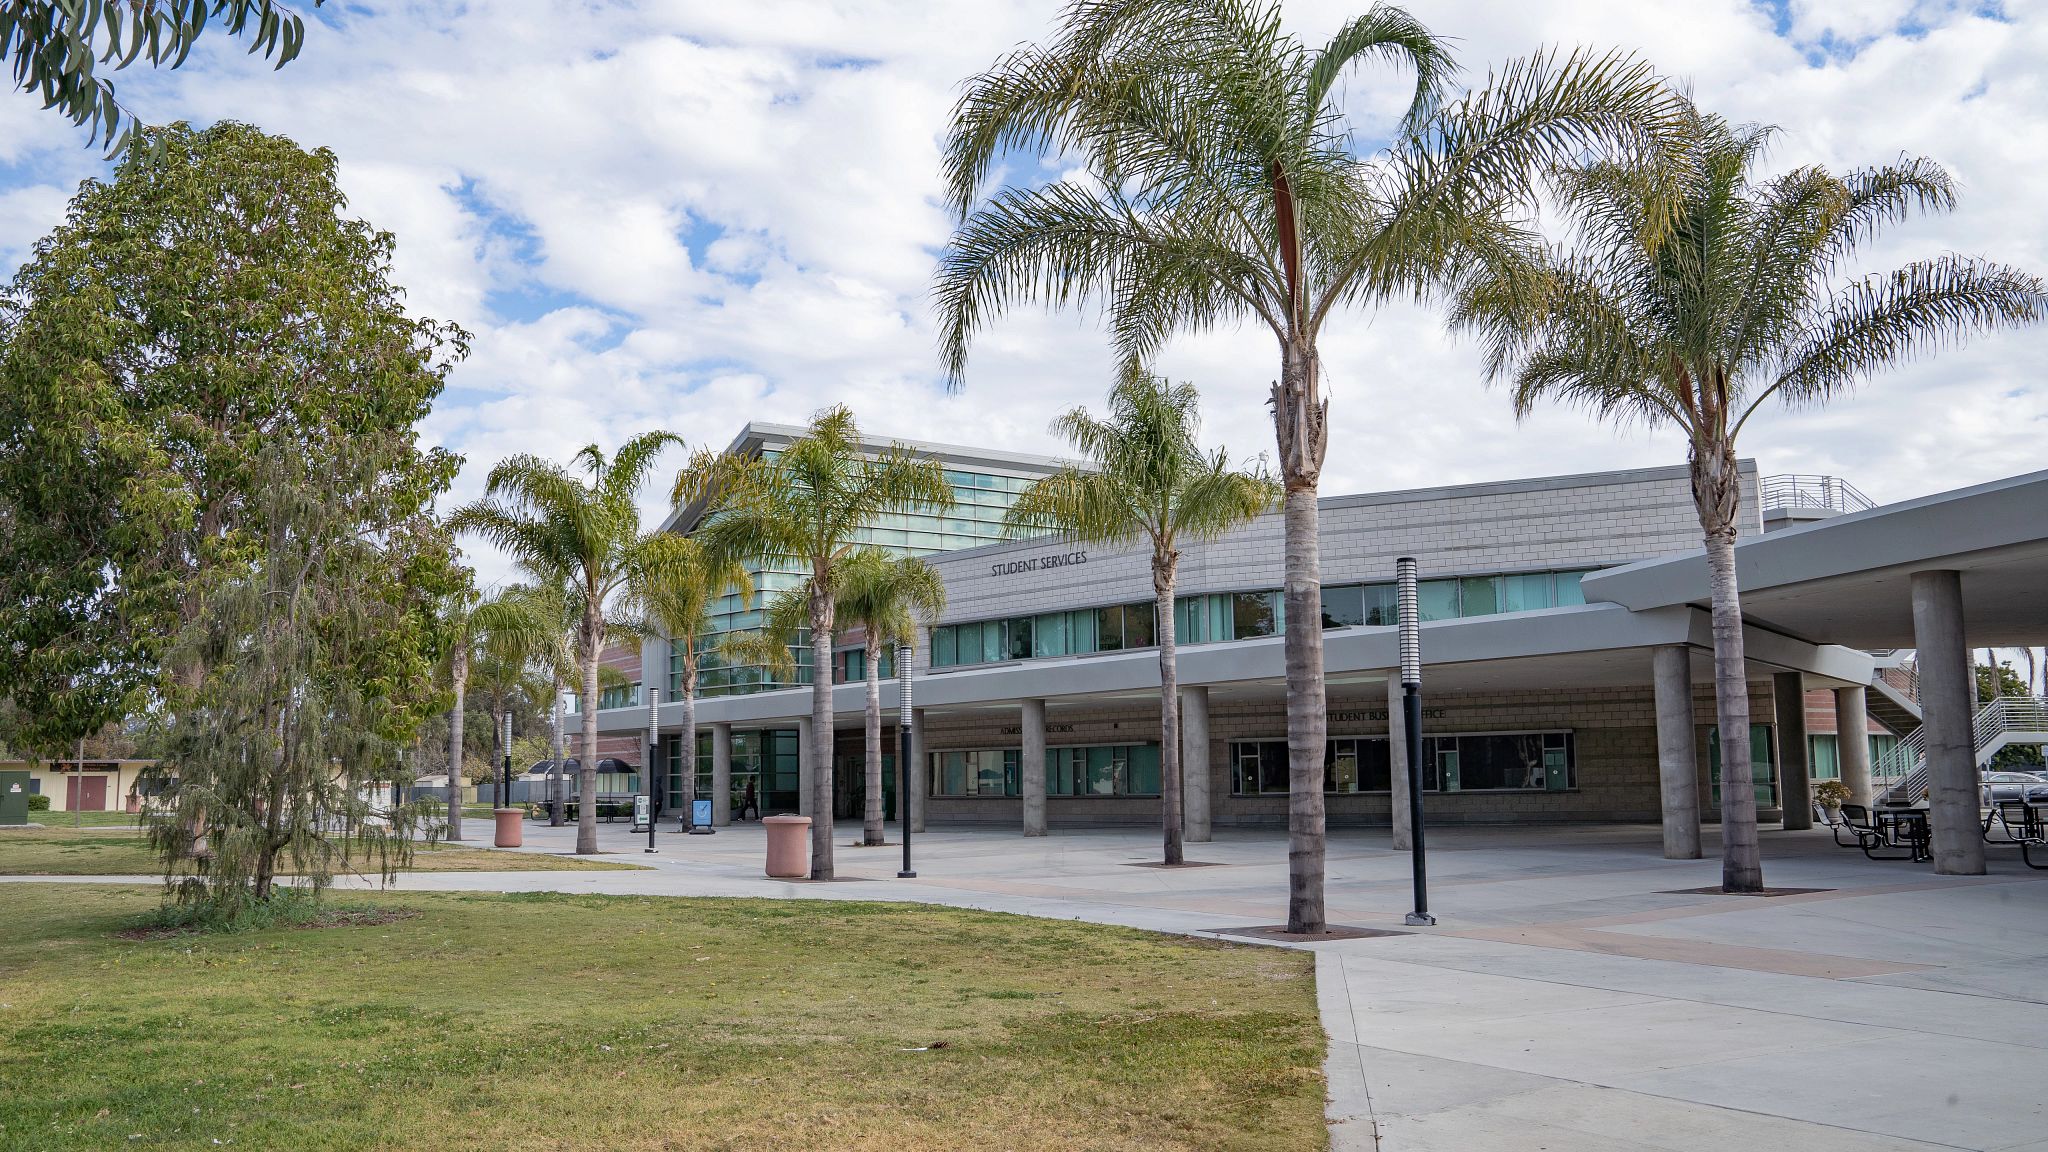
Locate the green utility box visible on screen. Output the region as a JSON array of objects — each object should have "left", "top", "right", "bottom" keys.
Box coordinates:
[{"left": 0, "top": 770, "right": 31, "bottom": 825}]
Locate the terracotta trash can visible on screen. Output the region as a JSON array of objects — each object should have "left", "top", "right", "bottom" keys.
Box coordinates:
[
  {"left": 493, "top": 808, "right": 524, "bottom": 848},
  {"left": 763, "top": 814, "right": 812, "bottom": 878}
]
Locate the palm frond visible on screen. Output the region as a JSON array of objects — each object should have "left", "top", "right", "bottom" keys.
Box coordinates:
[
  {"left": 1304, "top": 4, "right": 1457, "bottom": 133},
  {"left": 1756, "top": 256, "right": 2047, "bottom": 426}
]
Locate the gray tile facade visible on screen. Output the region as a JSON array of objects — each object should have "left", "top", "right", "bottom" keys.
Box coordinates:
[{"left": 929, "top": 462, "right": 1761, "bottom": 633}]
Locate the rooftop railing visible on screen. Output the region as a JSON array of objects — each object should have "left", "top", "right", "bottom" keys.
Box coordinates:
[{"left": 1760, "top": 474, "right": 1876, "bottom": 515}]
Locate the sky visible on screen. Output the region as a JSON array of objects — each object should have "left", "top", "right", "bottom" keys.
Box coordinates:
[{"left": 1, "top": 0, "right": 2042, "bottom": 588}]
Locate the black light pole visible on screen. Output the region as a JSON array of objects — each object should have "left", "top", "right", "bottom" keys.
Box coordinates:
[
  {"left": 896, "top": 641, "right": 916, "bottom": 879},
  {"left": 644, "top": 685, "right": 660, "bottom": 854},
  {"left": 1397, "top": 557, "right": 1435, "bottom": 926}
]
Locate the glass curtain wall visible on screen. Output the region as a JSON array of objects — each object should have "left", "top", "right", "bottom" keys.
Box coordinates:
[
  {"left": 934, "top": 570, "right": 1593, "bottom": 670},
  {"left": 686, "top": 453, "right": 1048, "bottom": 697}
]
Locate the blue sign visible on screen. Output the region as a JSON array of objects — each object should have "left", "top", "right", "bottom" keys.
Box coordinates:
[{"left": 692, "top": 799, "right": 712, "bottom": 828}]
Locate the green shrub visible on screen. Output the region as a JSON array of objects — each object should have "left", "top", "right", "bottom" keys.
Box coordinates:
[
  {"left": 27, "top": 793, "right": 50, "bottom": 811},
  {"left": 1813, "top": 780, "right": 1851, "bottom": 808}
]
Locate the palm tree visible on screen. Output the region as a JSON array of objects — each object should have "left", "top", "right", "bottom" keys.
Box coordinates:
[
  {"left": 741, "top": 550, "right": 943, "bottom": 846},
  {"left": 936, "top": 0, "right": 1677, "bottom": 931},
  {"left": 450, "top": 431, "right": 683, "bottom": 854},
  {"left": 1450, "top": 104, "right": 2045, "bottom": 891},
  {"left": 685, "top": 406, "right": 953, "bottom": 879},
  {"left": 1004, "top": 370, "right": 1275, "bottom": 864},
  {"left": 620, "top": 535, "right": 754, "bottom": 832},
  {"left": 835, "top": 550, "right": 947, "bottom": 845},
  {"left": 434, "top": 584, "right": 554, "bottom": 841}
]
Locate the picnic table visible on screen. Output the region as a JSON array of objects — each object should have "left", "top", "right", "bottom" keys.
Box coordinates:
[
  {"left": 1986, "top": 799, "right": 2048, "bottom": 869},
  {"left": 1832, "top": 803, "right": 1930, "bottom": 862}
]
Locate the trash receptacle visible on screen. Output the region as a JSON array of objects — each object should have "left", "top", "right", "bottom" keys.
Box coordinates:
[
  {"left": 493, "top": 808, "right": 523, "bottom": 848},
  {"left": 763, "top": 814, "right": 811, "bottom": 878}
]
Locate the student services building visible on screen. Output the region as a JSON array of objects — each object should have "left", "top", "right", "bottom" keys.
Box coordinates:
[{"left": 579, "top": 422, "right": 2048, "bottom": 865}]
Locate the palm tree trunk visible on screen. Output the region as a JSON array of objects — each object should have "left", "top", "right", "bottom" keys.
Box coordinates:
[
  {"left": 577, "top": 603, "right": 601, "bottom": 855},
  {"left": 1694, "top": 442, "right": 1762, "bottom": 892},
  {"left": 680, "top": 654, "right": 697, "bottom": 829},
  {"left": 809, "top": 579, "right": 836, "bottom": 879},
  {"left": 446, "top": 647, "right": 467, "bottom": 843},
  {"left": 1155, "top": 555, "right": 1183, "bottom": 866},
  {"left": 1273, "top": 336, "right": 1329, "bottom": 933},
  {"left": 864, "top": 636, "right": 885, "bottom": 845}
]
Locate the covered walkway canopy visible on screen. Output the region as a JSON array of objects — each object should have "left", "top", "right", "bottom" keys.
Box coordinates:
[{"left": 1583, "top": 468, "right": 2048, "bottom": 876}]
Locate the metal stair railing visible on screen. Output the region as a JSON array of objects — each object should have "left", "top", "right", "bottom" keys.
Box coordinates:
[
  {"left": 1760, "top": 474, "right": 1878, "bottom": 515},
  {"left": 1874, "top": 696, "right": 2048, "bottom": 805}
]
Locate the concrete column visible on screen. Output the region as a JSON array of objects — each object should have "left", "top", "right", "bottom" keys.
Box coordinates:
[
  {"left": 1912, "top": 570, "right": 1985, "bottom": 875},
  {"left": 711, "top": 722, "right": 733, "bottom": 826},
  {"left": 1774, "top": 673, "right": 1814, "bottom": 831},
  {"left": 1653, "top": 644, "right": 1703, "bottom": 859},
  {"left": 1833, "top": 686, "right": 1873, "bottom": 809},
  {"left": 1180, "top": 687, "right": 1212, "bottom": 843},
  {"left": 910, "top": 707, "right": 927, "bottom": 833},
  {"left": 1020, "top": 698, "right": 1047, "bottom": 837},
  {"left": 1387, "top": 674, "right": 1412, "bottom": 851},
  {"left": 797, "top": 716, "right": 815, "bottom": 818}
]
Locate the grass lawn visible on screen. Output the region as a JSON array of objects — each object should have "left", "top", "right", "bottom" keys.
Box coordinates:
[
  {"left": 0, "top": 827, "right": 645, "bottom": 876},
  {"left": 14, "top": 810, "right": 144, "bottom": 828},
  {"left": 0, "top": 884, "right": 1325, "bottom": 1151}
]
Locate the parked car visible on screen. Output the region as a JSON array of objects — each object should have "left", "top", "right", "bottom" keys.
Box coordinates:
[{"left": 1980, "top": 771, "right": 2048, "bottom": 805}]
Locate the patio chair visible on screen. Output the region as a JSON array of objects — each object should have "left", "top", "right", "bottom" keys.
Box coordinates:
[{"left": 1832, "top": 803, "right": 1878, "bottom": 849}]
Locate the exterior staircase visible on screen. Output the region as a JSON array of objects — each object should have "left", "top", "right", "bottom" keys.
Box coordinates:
[
  {"left": 1874, "top": 696, "right": 2048, "bottom": 805},
  {"left": 1865, "top": 662, "right": 1923, "bottom": 736}
]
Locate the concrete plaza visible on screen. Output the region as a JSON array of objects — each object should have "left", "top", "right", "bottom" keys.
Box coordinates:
[{"left": 31, "top": 819, "right": 2044, "bottom": 1149}]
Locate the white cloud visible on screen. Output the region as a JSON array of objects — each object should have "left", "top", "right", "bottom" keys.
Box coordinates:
[{"left": 1, "top": 0, "right": 2041, "bottom": 585}]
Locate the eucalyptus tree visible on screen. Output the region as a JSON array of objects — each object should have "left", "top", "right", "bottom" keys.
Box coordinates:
[
  {"left": 936, "top": 0, "right": 1676, "bottom": 931},
  {"left": 685, "top": 406, "right": 952, "bottom": 879},
  {"left": 0, "top": 119, "right": 464, "bottom": 773},
  {"left": 834, "top": 550, "right": 946, "bottom": 846},
  {"left": 1004, "top": 371, "right": 1275, "bottom": 864},
  {"left": 2, "top": 1, "right": 319, "bottom": 154},
  {"left": 1450, "top": 105, "right": 2045, "bottom": 890},
  {"left": 450, "top": 431, "right": 683, "bottom": 854},
  {"left": 620, "top": 535, "right": 754, "bottom": 831}
]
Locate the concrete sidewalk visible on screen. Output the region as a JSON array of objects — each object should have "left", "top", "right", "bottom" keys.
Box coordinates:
[{"left": 18, "top": 820, "right": 2046, "bottom": 1150}]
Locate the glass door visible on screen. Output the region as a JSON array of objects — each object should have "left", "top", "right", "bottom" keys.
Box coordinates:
[{"left": 1708, "top": 724, "right": 1778, "bottom": 808}]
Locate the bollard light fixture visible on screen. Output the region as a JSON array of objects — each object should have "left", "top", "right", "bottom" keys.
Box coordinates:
[
  {"left": 1396, "top": 557, "right": 1435, "bottom": 926},
  {"left": 500, "top": 710, "right": 514, "bottom": 814}
]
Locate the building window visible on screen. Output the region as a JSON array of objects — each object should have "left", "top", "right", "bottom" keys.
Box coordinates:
[
  {"left": 1231, "top": 591, "right": 1279, "bottom": 638},
  {"left": 929, "top": 749, "right": 1020, "bottom": 796},
  {"left": 1320, "top": 585, "right": 1364, "bottom": 629},
  {"left": 837, "top": 647, "right": 896, "bottom": 684},
  {"left": 1045, "top": 744, "right": 1161, "bottom": 796},
  {"left": 1809, "top": 734, "right": 1841, "bottom": 781},
  {"left": 1232, "top": 738, "right": 1395, "bottom": 795},
  {"left": 1424, "top": 732, "right": 1574, "bottom": 791}
]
